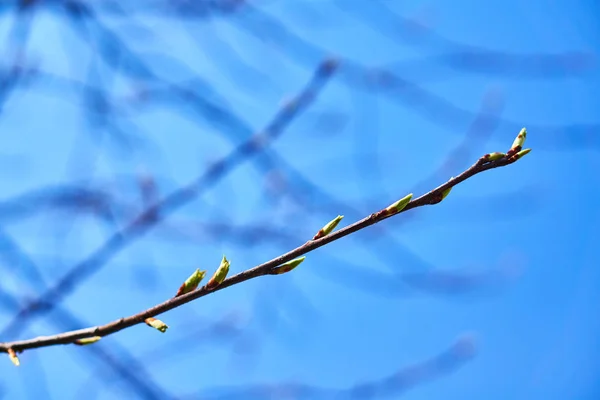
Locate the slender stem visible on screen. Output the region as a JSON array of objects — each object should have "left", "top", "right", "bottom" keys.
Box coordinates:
[{"left": 0, "top": 151, "right": 526, "bottom": 353}]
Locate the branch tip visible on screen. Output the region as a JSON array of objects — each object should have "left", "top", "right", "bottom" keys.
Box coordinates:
[{"left": 511, "top": 127, "right": 527, "bottom": 150}]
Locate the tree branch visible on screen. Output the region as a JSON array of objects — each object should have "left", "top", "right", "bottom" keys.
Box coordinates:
[{"left": 0, "top": 131, "right": 531, "bottom": 355}]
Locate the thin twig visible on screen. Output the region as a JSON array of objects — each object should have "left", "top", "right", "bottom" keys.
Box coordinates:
[{"left": 0, "top": 140, "right": 530, "bottom": 354}]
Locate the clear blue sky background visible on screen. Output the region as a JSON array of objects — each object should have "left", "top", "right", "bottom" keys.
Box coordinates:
[{"left": 0, "top": 1, "right": 599, "bottom": 399}]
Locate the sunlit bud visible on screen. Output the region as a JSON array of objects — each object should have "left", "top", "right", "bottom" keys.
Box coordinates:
[
  {"left": 509, "top": 148, "right": 531, "bottom": 162},
  {"left": 271, "top": 256, "right": 306, "bottom": 275},
  {"left": 7, "top": 348, "right": 19, "bottom": 366},
  {"left": 313, "top": 215, "right": 344, "bottom": 240},
  {"left": 510, "top": 127, "right": 527, "bottom": 151},
  {"left": 145, "top": 317, "right": 168, "bottom": 333},
  {"left": 515, "top": 148, "right": 531, "bottom": 159},
  {"left": 207, "top": 255, "right": 230, "bottom": 289},
  {"left": 487, "top": 152, "right": 505, "bottom": 161},
  {"left": 384, "top": 193, "right": 413, "bottom": 215},
  {"left": 74, "top": 336, "right": 102, "bottom": 346},
  {"left": 175, "top": 269, "right": 206, "bottom": 297}
]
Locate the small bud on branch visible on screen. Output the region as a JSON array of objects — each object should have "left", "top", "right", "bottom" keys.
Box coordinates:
[
  {"left": 7, "top": 348, "right": 19, "bottom": 366},
  {"left": 512, "top": 148, "right": 531, "bottom": 161},
  {"left": 441, "top": 186, "right": 452, "bottom": 201},
  {"left": 511, "top": 127, "right": 527, "bottom": 150},
  {"left": 206, "top": 256, "right": 230, "bottom": 289},
  {"left": 384, "top": 193, "right": 413, "bottom": 216},
  {"left": 507, "top": 127, "right": 527, "bottom": 157},
  {"left": 485, "top": 152, "right": 505, "bottom": 162},
  {"left": 271, "top": 256, "right": 306, "bottom": 275},
  {"left": 428, "top": 185, "right": 453, "bottom": 205},
  {"left": 145, "top": 317, "right": 168, "bottom": 333},
  {"left": 74, "top": 336, "right": 102, "bottom": 346},
  {"left": 313, "top": 215, "right": 344, "bottom": 240},
  {"left": 175, "top": 269, "right": 206, "bottom": 297}
]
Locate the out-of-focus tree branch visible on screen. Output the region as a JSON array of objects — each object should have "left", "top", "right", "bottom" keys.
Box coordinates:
[
  {"left": 179, "top": 334, "right": 478, "bottom": 400},
  {"left": 0, "top": 57, "right": 339, "bottom": 340}
]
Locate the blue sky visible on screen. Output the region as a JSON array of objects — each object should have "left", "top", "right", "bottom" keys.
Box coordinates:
[{"left": 0, "top": 1, "right": 599, "bottom": 399}]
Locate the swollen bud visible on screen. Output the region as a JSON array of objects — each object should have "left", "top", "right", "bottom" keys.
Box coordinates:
[
  {"left": 145, "top": 317, "right": 169, "bottom": 333},
  {"left": 510, "top": 128, "right": 527, "bottom": 151},
  {"left": 515, "top": 148, "right": 531, "bottom": 159},
  {"left": 384, "top": 193, "right": 413, "bottom": 215},
  {"left": 271, "top": 256, "right": 306, "bottom": 275},
  {"left": 175, "top": 269, "right": 206, "bottom": 297},
  {"left": 74, "top": 336, "right": 102, "bottom": 346},
  {"left": 7, "top": 348, "right": 19, "bottom": 366},
  {"left": 207, "top": 255, "right": 230, "bottom": 289},
  {"left": 313, "top": 215, "right": 344, "bottom": 240},
  {"left": 509, "top": 148, "right": 531, "bottom": 162}
]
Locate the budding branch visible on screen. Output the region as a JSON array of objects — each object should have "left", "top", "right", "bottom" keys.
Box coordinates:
[{"left": 0, "top": 137, "right": 530, "bottom": 356}]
